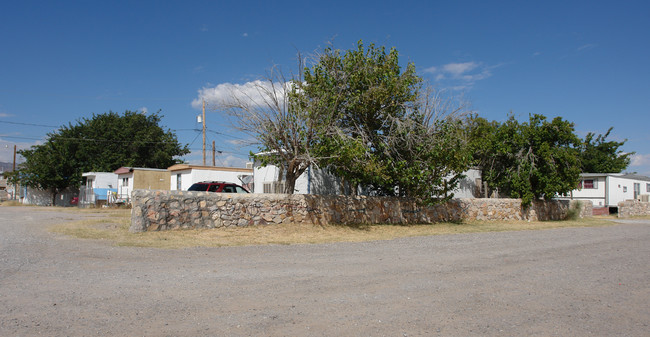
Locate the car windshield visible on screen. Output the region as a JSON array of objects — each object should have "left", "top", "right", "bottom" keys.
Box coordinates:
[{"left": 188, "top": 183, "right": 209, "bottom": 191}]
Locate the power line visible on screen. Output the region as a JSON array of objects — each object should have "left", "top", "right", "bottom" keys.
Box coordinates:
[
  {"left": 0, "top": 134, "right": 183, "bottom": 146},
  {"left": 0, "top": 135, "right": 44, "bottom": 141},
  {"left": 0, "top": 120, "right": 59, "bottom": 128}
]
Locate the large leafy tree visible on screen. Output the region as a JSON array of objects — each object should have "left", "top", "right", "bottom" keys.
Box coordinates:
[
  {"left": 579, "top": 127, "right": 633, "bottom": 173},
  {"left": 15, "top": 110, "right": 189, "bottom": 204},
  {"left": 56, "top": 110, "right": 189, "bottom": 171},
  {"left": 471, "top": 114, "right": 582, "bottom": 206},
  {"left": 301, "top": 41, "right": 472, "bottom": 202},
  {"left": 302, "top": 41, "right": 421, "bottom": 192}
]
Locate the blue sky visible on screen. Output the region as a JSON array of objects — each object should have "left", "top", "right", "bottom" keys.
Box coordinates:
[{"left": 1, "top": 0, "right": 649, "bottom": 175}]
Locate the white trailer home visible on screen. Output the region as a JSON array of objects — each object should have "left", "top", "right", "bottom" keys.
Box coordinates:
[{"left": 568, "top": 173, "right": 650, "bottom": 210}]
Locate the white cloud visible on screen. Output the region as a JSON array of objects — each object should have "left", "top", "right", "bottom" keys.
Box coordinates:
[
  {"left": 631, "top": 153, "right": 650, "bottom": 167},
  {"left": 576, "top": 44, "right": 597, "bottom": 52},
  {"left": 442, "top": 62, "right": 478, "bottom": 77},
  {"left": 242, "top": 32, "right": 248, "bottom": 37},
  {"left": 139, "top": 107, "right": 148, "bottom": 114},
  {"left": 219, "top": 154, "right": 249, "bottom": 168},
  {"left": 424, "top": 61, "right": 496, "bottom": 90},
  {"left": 629, "top": 153, "right": 650, "bottom": 176},
  {"left": 192, "top": 80, "right": 290, "bottom": 110},
  {"left": 0, "top": 113, "right": 14, "bottom": 118}
]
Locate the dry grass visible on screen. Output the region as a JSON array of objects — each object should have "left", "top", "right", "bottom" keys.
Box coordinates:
[
  {"left": 0, "top": 200, "right": 26, "bottom": 207},
  {"left": 49, "top": 208, "right": 618, "bottom": 249}
]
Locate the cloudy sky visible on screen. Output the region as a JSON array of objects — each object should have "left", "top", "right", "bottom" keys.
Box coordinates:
[{"left": 1, "top": 0, "right": 649, "bottom": 175}]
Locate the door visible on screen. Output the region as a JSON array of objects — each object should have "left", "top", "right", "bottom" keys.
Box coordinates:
[{"left": 633, "top": 183, "right": 640, "bottom": 199}]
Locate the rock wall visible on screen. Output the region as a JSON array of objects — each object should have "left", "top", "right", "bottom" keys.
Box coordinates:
[
  {"left": 130, "top": 190, "right": 593, "bottom": 232},
  {"left": 618, "top": 200, "right": 650, "bottom": 218}
]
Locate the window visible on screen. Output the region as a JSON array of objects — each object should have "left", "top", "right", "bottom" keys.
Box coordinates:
[
  {"left": 647, "top": 183, "right": 650, "bottom": 193},
  {"left": 122, "top": 177, "right": 129, "bottom": 186},
  {"left": 623, "top": 186, "right": 627, "bottom": 193},
  {"left": 583, "top": 179, "right": 596, "bottom": 189},
  {"left": 176, "top": 174, "right": 182, "bottom": 190}
]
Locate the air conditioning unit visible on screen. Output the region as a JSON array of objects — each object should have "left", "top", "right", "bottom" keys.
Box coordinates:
[
  {"left": 640, "top": 194, "right": 649, "bottom": 202},
  {"left": 263, "top": 182, "right": 285, "bottom": 194}
]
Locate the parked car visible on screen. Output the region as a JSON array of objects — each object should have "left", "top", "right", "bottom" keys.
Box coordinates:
[{"left": 188, "top": 181, "right": 249, "bottom": 193}]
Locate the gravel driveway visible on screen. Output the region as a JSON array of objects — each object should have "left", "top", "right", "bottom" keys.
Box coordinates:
[{"left": 1, "top": 206, "right": 648, "bottom": 336}]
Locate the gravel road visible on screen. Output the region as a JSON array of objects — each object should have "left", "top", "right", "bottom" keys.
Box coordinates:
[{"left": 1, "top": 206, "right": 648, "bottom": 336}]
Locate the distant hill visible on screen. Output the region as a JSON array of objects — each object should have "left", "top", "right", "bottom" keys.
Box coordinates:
[{"left": 0, "top": 161, "right": 14, "bottom": 172}]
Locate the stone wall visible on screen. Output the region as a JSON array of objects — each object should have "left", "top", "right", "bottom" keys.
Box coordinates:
[
  {"left": 130, "top": 190, "right": 593, "bottom": 232},
  {"left": 618, "top": 200, "right": 650, "bottom": 218}
]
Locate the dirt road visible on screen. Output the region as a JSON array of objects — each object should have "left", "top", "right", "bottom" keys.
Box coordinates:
[{"left": 1, "top": 206, "right": 648, "bottom": 336}]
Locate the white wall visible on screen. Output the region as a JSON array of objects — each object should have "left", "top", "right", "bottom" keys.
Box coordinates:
[
  {"left": 22, "top": 187, "right": 52, "bottom": 206},
  {"left": 82, "top": 172, "right": 118, "bottom": 189},
  {"left": 170, "top": 169, "right": 191, "bottom": 191},
  {"left": 254, "top": 165, "right": 340, "bottom": 195},
  {"left": 607, "top": 176, "right": 639, "bottom": 206},
  {"left": 253, "top": 165, "right": 281, "bottom": 193},
  {"left": 22, "top": 187, "right": 78, "bottom": 206},
  {"left": 116, "top": 173, "right": 134, "bottom": 200},
  {"left": 570, "top": 176, "right": 607, "bottom": 207},
  {"left": 452, "top": 169, "right": 481, "bottom": 198}
]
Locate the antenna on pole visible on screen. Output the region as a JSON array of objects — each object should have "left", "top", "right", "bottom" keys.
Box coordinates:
[{"left": 202, "top": 100, "right": 206, "bottom": 166}]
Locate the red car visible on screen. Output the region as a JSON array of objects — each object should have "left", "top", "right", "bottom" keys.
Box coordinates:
[{"left": 188, "top": 181, "right": 249, "bottom": 193}]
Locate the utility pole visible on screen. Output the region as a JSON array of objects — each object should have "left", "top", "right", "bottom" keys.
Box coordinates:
[
  {"left": 212, "top": 141, "right": 216, "bottom": 166},
  {"left": 12, "top": 145, "right": 16, "bottom": 200},
  {"left": 202, "top": 100, "right": 206, "bottom": 166}
]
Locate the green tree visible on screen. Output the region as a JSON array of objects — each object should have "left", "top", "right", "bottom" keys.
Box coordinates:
[
  {"left": 301, "top": 41, "right": 471, "bottom": 202},
  {"left": 303, "top": 41, "right": 421, "bottom": 191},
  {"left": 473, "top": 114, "right": 582, "bottom": 206},
  {"left": 56, "top": 110, "right": 189, "bottom": 171},
  {"left": 13, "top": 140, "right": 79, "bottom": 205},
  {"left": 15, "top": 110, "right": 188, "bottom": 205},
  {"left": 579, "top": 127, "right": 633, "bottom": 173}
]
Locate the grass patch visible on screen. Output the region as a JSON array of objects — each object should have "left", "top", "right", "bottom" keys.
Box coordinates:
[
  {"left": 0, "top": 200, "right": 26, "bottom": 206},
  {"left": 49, "top": 209, "right": 618, "bottom": 249}
]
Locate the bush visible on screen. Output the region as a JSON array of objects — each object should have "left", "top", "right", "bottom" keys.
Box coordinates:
[{"left": 566, "top": 201, "right": 583, "bottom": 220}]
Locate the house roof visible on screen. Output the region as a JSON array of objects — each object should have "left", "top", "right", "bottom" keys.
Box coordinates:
[
  {"left": 167, "top": 164, "right": 253, "bottom": 173},
  {"left": 621, "top": 173, "right": 650, "bottom": 182},
  {"left": 114, "top": 167, "right": 169, "bottom": 174},
  {"left": 580, "top": 172, "right": 650, "bottom": 181},
  {"left": 82, "top": 172, "right": 117, "bottom": 177}
]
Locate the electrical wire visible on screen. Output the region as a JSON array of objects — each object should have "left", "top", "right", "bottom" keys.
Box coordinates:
[{"left": 0, "top": 120, "right": 59, "bottom": 128}]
